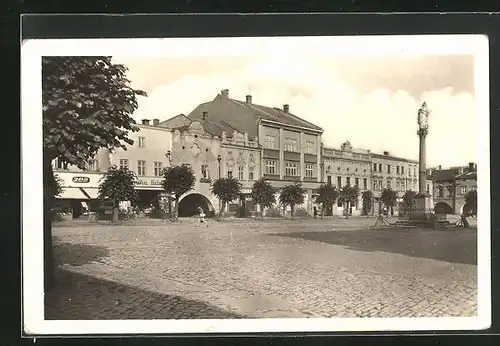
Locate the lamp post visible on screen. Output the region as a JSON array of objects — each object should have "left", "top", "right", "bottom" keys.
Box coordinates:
[
  {"left": 165, "top": 150, "right": 172, "bottom": 167},
  {"left": 217, "top": 154, "right": 222, "bottom": 178}
]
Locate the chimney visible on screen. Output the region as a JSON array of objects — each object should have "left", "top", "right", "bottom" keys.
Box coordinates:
[
  {"left": 383, "top": 151, "right": 389, "bottom": 155},
  {"left": 283, "top": 104, "right": 289, "bottom": 113},
  {"left": 153, "top": 118, "right": 160, "bottom": 126},
  {"left": 141, "top": 119, "right": 150, "bottom": 125},
  {"left": 468, "top": 162, "right": 475, "bottom": 171},
  {"left": 438, "top": 165, "right": 442, "bottom": 170},
  {"left": 202, "top": 111, "right": 208, "bottom": 120},
  {"left": 246, "top": 95, "right": 252, "bottom": 104},
  {"left": 221, "top": 89, "right": 229, "bottom": 98}
]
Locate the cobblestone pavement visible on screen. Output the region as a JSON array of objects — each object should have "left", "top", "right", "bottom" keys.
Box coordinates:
[{"left": 47, "top": 217, "right": 477, "bottom": 319}]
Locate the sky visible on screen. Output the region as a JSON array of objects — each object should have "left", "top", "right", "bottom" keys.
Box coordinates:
[{"left": 113, "top": 45, "right": 477, "bottom": 168}]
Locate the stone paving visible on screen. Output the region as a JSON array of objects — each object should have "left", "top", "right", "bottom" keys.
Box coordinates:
[{"left": 46, "top": 217, "right": 478, "bottom": 319}]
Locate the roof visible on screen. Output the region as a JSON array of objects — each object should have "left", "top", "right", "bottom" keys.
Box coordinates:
[
  {"left": 455, "top": 170, "right": 477, "bottom": 180},
  {"left": 430, "top": 169, "right": 456, "bottom": 181},
  {"left": 369, "top": 151, "right": 418, "bottom": 163},
  {"left": 186, "top": 94, "right": 323, "bottom": 139}
]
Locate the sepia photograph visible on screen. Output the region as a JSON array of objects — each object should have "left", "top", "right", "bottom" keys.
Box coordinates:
[{"left": 22, "top": 35, "right": 490, "bottom": 334}]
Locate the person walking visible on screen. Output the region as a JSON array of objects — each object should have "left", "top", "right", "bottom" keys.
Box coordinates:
[
  {"left": 198, "top": 206, "right": 208, "bottom": 226},
  {"left": 313, "top": 206, "right": 318, "bottom": 219}
]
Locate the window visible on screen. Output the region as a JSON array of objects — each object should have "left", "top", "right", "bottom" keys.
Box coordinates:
[
  {"left": 238, "top": 166, "right": 244, "bottom": 180},
  {"left": 264, "top": 135, "right": 276, "bottom": 149},
  {"left": 401, "top": 166, "right": 404, "bottom": 175},
  {"left": 265, "top": 160, "right": 277, "bottom": 175},
  {"left": 373, "top": 163, "right": 377, "bottom": 172},
  {"left": 387, "top": 165, "right": 391, "bottom": 174},
  {"left": 387, "top": 179, "right": 391, "bottom": 189},
  {"left": 154, "top": 161, "right": 163, "bottom": 177},
  {"left": 327, "top": 175, "right": 332, "bottom": 184},
  {"left": 379, "top": 163, "right": 382, "bottom": 172},
  {"left": 346, "top": 177, "right": 351, "bottom": 186},
  {"left": 249, "top": 166, "right": 254, "bottom": 181},
  {"left": 461, "top": 186, "right": 467, "bottom": 195},
  {"left": 285, "top": 162, "right": 298, "bottom": 176},
  {"left": 396, "top": 181, "right": 400, "bottom": 190},
  {"left": 305, "top": 164, "right": 314, "bottom": 177},
  {"left": 119, "top": 159, "right": 129, "bottom": 170},
  {"left": 337, "top": 176, "right": 342, "bottom": 188},
  {"left": 355, "top": 177, "right": 359, "bottom": 187},
  {"left": 285, "top": 137, "right": 298, "bottom": 152},
  {"left": 87, "top": 159, "right": 99, "bottom": 172},
  {"left": 137, "top": 160, "right": 146, "bottom": 176},
  {"left": 427, "top": 184, "right": 430, "bottom": 194},
  {"left": 201, "top": 164, "right": 209, "bottom": 179},
  {"left": 227, "top": 169, "right": 233, "bottom": 178},
  {"left": 305, "top": 140, "right": 315, "bottom": 154},
  {"left": 414, "top": 167, "right": 417, "bottom": 176},
  {"left": 138, "top": 136, "right": 146, "bottom": 148},
  {"left": 396, "top": 166, "right": 400, "bottom": 174},
  {"left": 373, "top": 180, "right": 377, "bottom": 191},
  {"left": 438, "top": 186, "right": 443, "bottom": 197},
  {"left": 363, "top": 178, "right": 367, "bottom": 190}
]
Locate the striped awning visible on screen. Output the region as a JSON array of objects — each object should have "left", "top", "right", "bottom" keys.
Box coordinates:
[{"left": 81, "top": 188, "right": 99, "bottom": 199}]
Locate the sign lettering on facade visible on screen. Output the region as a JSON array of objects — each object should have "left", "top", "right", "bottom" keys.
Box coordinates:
[
  {"left": 72, "top": 176, "right": 91, "bottom": 183},
  {"left": 135, "top": 179, "right": 163, "bottom": 186}
]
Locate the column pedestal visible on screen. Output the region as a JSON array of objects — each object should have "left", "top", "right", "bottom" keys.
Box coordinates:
[{"left": 411, "top": 193, "right": 434, "bottom": 221}]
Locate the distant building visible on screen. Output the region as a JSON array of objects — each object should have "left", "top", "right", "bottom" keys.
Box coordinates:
[{"left": 428, "top": 162, "right": 477, "bottom": 215}]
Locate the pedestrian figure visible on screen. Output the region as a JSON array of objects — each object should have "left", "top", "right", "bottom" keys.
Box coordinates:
[
  {"left": 313, "top": 206, "right": 317, "bottom": 219},
  {"left": 198, "top": 206, "right": 208, "bottom": 226}
]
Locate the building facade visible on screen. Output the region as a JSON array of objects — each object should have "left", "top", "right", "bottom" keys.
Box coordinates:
[
  {"left": 429, "top": 163, "right": 477, "bottom": 215},
  {"left": 52, "top": 122, "right": 173, "bottom": 218}
]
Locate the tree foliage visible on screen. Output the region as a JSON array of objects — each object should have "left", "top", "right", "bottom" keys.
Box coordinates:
[
  {"left": 211, "top": 177, "right": 242, "bottom": 217},
  {"left": 50, "top": 173, "right": 64, "bottom": 198},
  {"left": 315, "top": 183, "right": 339, "bottom": 218},
  {"left": 339, "top": 185, "right": 360, "bottom": 218},
  {"left": 162, "top": 165, "right": 196, "bottom": 220},
  {"left": 250, "top": 178, "right": 276, "bottom": 219},
  {"left": 361, "top": 190, "right": 374, "bottom": 216},
  {"left": 98, "top": 166, "right": 138, "bottom": 222},
  {"left": 464, "top": 189, "right": 477, "bottom": 216},
  {"left": 162, "top": 165, "right": 196, "bottom": 199},
  {"left": 279, "top": 183, "right": 305, "bottom": 219},
  {"left": 402, "top": 190, "right": 417, "bottom": 213},
  {"left": 381, "top": 188, "right": 397, "bottom": 215},
  {"left": 42, "top": 56, "right": 146, "bottom": 167}
]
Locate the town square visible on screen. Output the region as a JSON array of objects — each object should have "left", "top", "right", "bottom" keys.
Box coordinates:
[{"left": 22, "top": 35, "right": 487, "bottom": 332}]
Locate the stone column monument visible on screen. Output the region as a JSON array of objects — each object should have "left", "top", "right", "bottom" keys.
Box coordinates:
[{"left": 413, "top": 102, "right": 433, "bottom": 219}]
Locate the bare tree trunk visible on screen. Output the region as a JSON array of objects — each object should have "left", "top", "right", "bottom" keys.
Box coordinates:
[
  {"left": 43, "top": 160, "right": 55, "bottom": 291},
  {"left": 218, "top": 201, "right": 225, "bottom": 219},
  {"left": 261, "top": 205, "right": 264, "bottom": 220},
  {"left": 291, "top": 204, "right": 295, "bottom": 220},
  {"left": 345, "top": 201, "right": 349, "bottom": 219},
  {"left": 112, "top": 201, "right": 119, "bottom": 223},
  {"left": 321, "top": 204, "right": 324, "bottom": 219}
]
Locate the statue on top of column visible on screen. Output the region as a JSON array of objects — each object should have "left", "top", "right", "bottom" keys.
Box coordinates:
[{"left": 418, "top": 102, "right": 430, "bottom": 130}]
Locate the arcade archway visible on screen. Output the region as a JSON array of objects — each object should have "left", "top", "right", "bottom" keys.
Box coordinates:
[
  {"left": 434, "top": 202, "right": 453, "bottom": 215},
  {"left": 178, "top": 193, "right": 215, "bottom": 217}
]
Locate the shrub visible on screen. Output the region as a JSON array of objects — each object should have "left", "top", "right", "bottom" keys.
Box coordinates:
[
  {"left": 294, "top": 207, "right": 311, "bottom": 218},
  {"left": 266, "top": 207, "right": 283, "bottom": 218}
]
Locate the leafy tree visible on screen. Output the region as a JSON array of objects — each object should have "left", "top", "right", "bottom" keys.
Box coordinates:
[
  {"left": 50, "top": 173, "right": 64, "bottom": 198},
  {"left": 250, "top": 178, "right": 276, "bottom": 219},
  {"left": 464, "top": 189, "right": 477, "bottom": 216},
  {"left": 401, "top": 190, "right": 417, "bottom": 215},
  {"left": 361, "top": 190, "right": 374, "bottom": 216},
  {"left": 42, "top": 56, "right": 146, "bottom": 289},
  {"left": 98, "top": 166, "right": 138, "bottom": 223},
  {"left": 162, "top": 165, "right": 196, "bottom": 220},
  {"left": 381, "top": 188, "right": 397, "bottom": 216},
  {"left": 339, "top": 185, "right": 360, "bottom": 219},
  {"left": 279, "top": 183, "right": 305, "bottom": 219},
  {"left": 211, "top": 177, "right": 242, "bottom": 218},
  {"left": 315, "top": 183, "right": 339, "bottom": 218}
]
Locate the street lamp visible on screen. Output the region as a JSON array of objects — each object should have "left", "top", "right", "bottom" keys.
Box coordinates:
[
  {"left": 165, "top": 150, "right": 171, "bottom": 166},
  {"left": 217, "top": 154, "right": 222, "bottom": 178}
]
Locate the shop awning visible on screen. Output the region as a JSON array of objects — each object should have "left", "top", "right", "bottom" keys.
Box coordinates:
[
  {"left": 57, "top": 187, "right": 89, "bottom": 200},
  {"left": 81, "top": 188, "right": 99, "bottom": 199}
]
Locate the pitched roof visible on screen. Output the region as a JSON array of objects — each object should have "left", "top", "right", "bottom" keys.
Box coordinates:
[
  {"left": 186, "top": 94, "right": 323, "bottom": 138},
  {"left": 455, "top": 170, "right": 477, "bottom": 180},
  {"left": 430, "top": 169, "right": 456, "bottom": 181}
]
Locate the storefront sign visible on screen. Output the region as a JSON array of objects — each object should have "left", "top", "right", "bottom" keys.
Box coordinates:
[
  {"left": 135, "top": 179, "right": 163, "bottom": 187},
  {"left": 72, "top": 176, "right": 91, "bottom": 183}
]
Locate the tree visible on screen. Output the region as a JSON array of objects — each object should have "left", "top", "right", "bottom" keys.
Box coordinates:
[
  {"left": 250, "top": 178, "right": 276, "bottom": 219},
  {"left": 42, "top": 56, "right": 146, "bottom": 289},
  {"left": 211, "top": 177, "right": 242, "bottom": 218},
  {"left": 315, "top": 183, "right": 339, "bottom": 218},
  {"left": 381, "top": 188, "right": 397, "bottom": 216},
  {"left": 162, "top": 165, "right": 196, "bottom": 220},
  {"left": 464, "top": 189, "right": 477, "bottom": 216},
  {"left": 279, "top": 184, "right": 305, "bottom": 219},
  {"left": 339, "top": 185, "right": 360, "bottom": 219},
  {"left": 361, "top": 190, "right": 374, "bottom": 216},
  {"left": 401, "top": 190, "right": 417, "bottom": 215},
  {"left": 98, "top": 166, "right": 138, "bottom": 223}
]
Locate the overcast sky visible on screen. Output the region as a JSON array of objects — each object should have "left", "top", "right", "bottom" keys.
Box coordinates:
[{"left": 113, "top": 48, "right": 476, "bottom": 168}]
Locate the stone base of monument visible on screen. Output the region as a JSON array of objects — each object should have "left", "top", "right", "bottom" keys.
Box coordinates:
[{"left": 394, "top": 193, "right": 451, "bottom": 229}]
